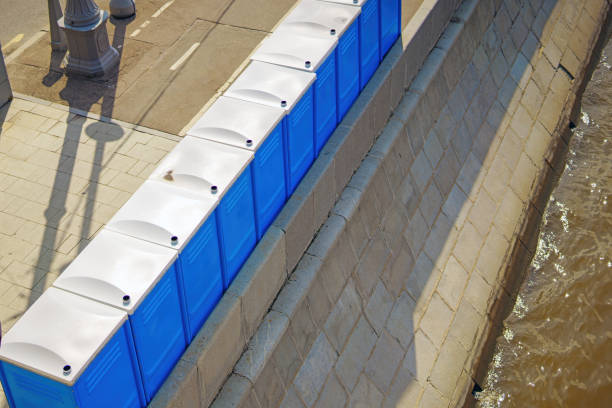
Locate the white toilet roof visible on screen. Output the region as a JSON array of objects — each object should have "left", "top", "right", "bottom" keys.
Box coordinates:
[
  {"left": 225, "top": 61, "right": 316, "bottom": 112},
  {"left": 54, "top": 229, "right": 178, "bottom": 314},
  {"left": 106, "top": 179, "right": 217, "bottom": 252},
  {"left": 276, "top": 0, "right": 360, "bottom": 38},
  {"left": 187, "top": 96, "right": 286, "bottom": 152},
  {"left": 0, "top": 287, "right": 127, "bottom": 385}
]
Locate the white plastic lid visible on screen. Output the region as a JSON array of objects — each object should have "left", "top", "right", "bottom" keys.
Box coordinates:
[
  {"left": 149, "top": 136, "right": 253, "bottom": 202},
  {"left": 276, "top": 0, "right": 360, "bottom": 38},
  {"left": 251, "top": 31, "right": 337, "bottom": 72},
  {"left": 319, "top": 0, "right": 367, "bottom": 6},
  {"left": 225, "top": 61, "right": 316, "bottom": 112},
  {"left": 187, "top": 96, "right": 285, "bottom": 152},
  {"left": 53, "top": 229, "right": 178, "bottom": 315},
  {"left": 106, "top": 180, "right": 217, "bottom": 252},
  {"left": 0, "top": 287, "right": 127, "bottom": 385}
]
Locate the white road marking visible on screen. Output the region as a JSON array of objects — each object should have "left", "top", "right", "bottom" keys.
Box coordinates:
[
  {"left": 5, "top": 33, "right": 24, "bottom": 49},
  {"left": 152, "top": 0, "right": 175, "bottom": 18},
  {"left": 170, "top": 42, "right": 200, "bottom": 71},
  {"left": 130, "top": 29, "right": 141, "bottom": 38}
]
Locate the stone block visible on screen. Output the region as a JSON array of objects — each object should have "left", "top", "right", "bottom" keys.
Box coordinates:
[
  {"left": 525, "top": 121, "right": 553, "bottom": 167},
  {"left": 306, "top": 268, "right": 334, "bottom": 329},
  {"left": 182, "top": 293, "right": 245, "bottom": 407},
  {"left": 463, "top": 271, "right": 493, "bottom": 315},
  {"left": 419, "top": 182, "right": 443, "bottom": 228},
  {"left": 538, "top": 90, "right": 565, "bottom": 134},
  {"left": 494, "top": 187, "right": 525, "bottom": 241},
  {"left": 301, "top": 148, "right": 336, "bottom": 230},
  {"left": 336, "top": 316, "right": 378, "bottom": 391},
  {"left": 437, "top": 255, "right": 469, "bottom": 311},
  {"left": 419, "top": 292, "right": 454, "bottom": 347},
  {"left": 234, "top": 311, "right": 289, "bottom": 383},
  {"left": 442, "top": 185, "right": 470, "bottom": 229},
  {"left": 410, "top": 150, "right": 433, "bottom": 193},
  {"left": 364, "top": 279, "right": 395, "bottom": 335},
  {"left": 453, "top": 221, "right": 484, "bottom": 272},
  {"left": 273, "top": 188, "right": 315, "bottom": 274},
  {"left": 483, "top": 155, "right": 512, "bottom": 200},
  {"left": 405, "top": 328, "right": 438, "bottom": 383},
  {"left": 434, "top": 149, "right": 461, "bottom": 199},
  {"left": 253, "top": 357, "right": 286, "bottom": 408},
  {"left": 386, "top": 291, "right": 417, "bottom": 349},
  {"left": 468, "top": 188, "right": 497, "bottom": 237},
  {"left": 148, "top": 359, "right": 200, "bottom": 408},
  {"left": 349, "top": 374, "right": 384, "bottom": 408},
  {"left": 428, "top": 335, "right": 469, "bottom": 398},
  {"left": 424, "top": 128, "right": 444, "bottom": 170},
  {"left": 314, "top": 372, "right": 347, "bottom": 408},
  {"left": 424, "top": 212, "right": 457, "bottom": 272},
  {"left": 382, "top": 243, "right": 415, "bottom": 299},
  {"left": 324, "top": 279, "right": 362, "bottom": 353},
  {"left": 293, "top": 333, "right": 338, "bottom": 407},
  {"left": 457, "top": 152, "right": 485, "bottom": 201},
  {"left": 355, "top": 235, "right": 391, "bottom": 299},
  {"left": 365, "top": 331, "right": 404, "bottom": 393},
  {"left": 510, "top": 15, "right": 529, "bottom": 50},
  {"left": 510, "top": 103, "right": 535, "bottom": 139},
  {"left": 210, "top": 375, "right": 255, "bottom": 408},
  {"left": 449, "top": 300, "right": 483, "bottom": 352},
  {"left": 447, "top": 84, "right": 469, "bottom": 124},
  {"left": 403, "top": 209, "right": 430, "bottom": 256},
  {"left": 227, "top": 226, "right": 287, "bottom": 339},
  {"left": 499, "top": 127, "right": 523, "bottom": 171},
  {"left": 475, "top": 225, "right": 509, "bottom": 285},
  {"left": 510, "top": 153, "right": 538, "bottom": 202},
  {"left": 451, "top": 121, "right": 473, "bottom": 165},
  {"left": 280, "top": 386, "right": 306, "bottom": 408},
  {"left": 380, "top": 198, "right": 411, "bottom": 250},
  {"left": 384, "top": 355, "right": 424, "bottom": 407},
  {"left": 271, "top": 328, "right": 303, "bottom": 389}
]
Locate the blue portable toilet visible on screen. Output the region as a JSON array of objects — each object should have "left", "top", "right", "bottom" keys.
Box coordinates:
[
  {"left": 225, "top": 61, "right": 316, "bottom": 195},
  {"left": 250, "top": 31, "right": 338, "bottom": 156},
  {"left": 0, "top": 288, "right": 146, "bottom": 408},
  {"left": 106, "top": 180, "right": 223, "bottom": 341},
  {"left": 276, "top": 0, "right": 361, "bottom": 122},
  {"left": 188, "top": 96, "right": 287, "bottom": 240},
  {"left": 379, "top": 0, "right": 401, "bottom": 58},
  {"left": 53, "top": 229, "right": 187, "bottom": 402},
  {"left": 149, "top": 136, "right": 256, "bottom": 289},
  {"left": 320, "top": 0, "right": 380, "bottom": 90}
]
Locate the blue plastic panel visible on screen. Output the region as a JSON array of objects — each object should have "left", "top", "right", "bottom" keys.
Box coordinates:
[
  {"left": 177, "top": 216, "right": 224, "bottom": 340},
  {"left": 284, "top": 86, "right": 315, "bottom": 194},
  {"left": 380, "top": 0, "right": 400, "bottom": 58},
  {"left": 337, "top": 19, "right": 361, "bottom": 120},
  {"left": 314, "top": 53, "right": 338, "bottom": 156},
  {"left": 360, "top": 0, "right": 380, "bottom": 89},
  {"left": 216, "top": 169, "right": 257, "bottom": 288},
  {"left": 128, "top": 266, "right": 186, "bottom": 402},
  {"left": 0, "top": 324, "right": 145, "bottom": 408},
  {"left": 251, "top": 123, "right": 287, "bottom": 239}
]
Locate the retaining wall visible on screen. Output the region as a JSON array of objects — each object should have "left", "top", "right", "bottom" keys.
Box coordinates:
[
  {"left": 0, "top": 45, "right": 11, "bottom": 107},
  {"left": 151, "top": 0, "right": 610, "bottom": 406}
]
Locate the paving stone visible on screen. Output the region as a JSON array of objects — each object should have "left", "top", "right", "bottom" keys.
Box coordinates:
[
  {"left": 349, "top": 374, "right": 384, "bottom": 408},
  {"left": 410, "top": 150, "right": 433, "bottom": 193},
  {"left": 253, "top": 357, "right": 286, "bottom": 408},
  {"left": 418, "top": 293, "right": 454, "bottom": 347},
  {"left": 483, "top": 155, "right": 512, "bottom": 200},
  {"left": 525, "top": 121, "right": 553, "bottom": 167},
  {"left": 464, "top": 271, "right": 493, "bottom": 315},
  {"left": 324, "top": 279, "right": 362, "bottom": 353},
  {"left": 469, "top": 188, "right": 498, "bottom": 237},
  {"left": 428, "top": 335, "right": 469, "bottom": 398},
  {"left": 453, "top": 221, "right": 484, "bottom": 272},
  {"left": 420, "top": 182, "right": 443, "bottom": 228},
  {"left": 365, "top": 331, "right": 404, "bottom": 393},
  {"left": 336, "top": 316, "right": 378, "bottom": 392},
  {"left": 449, "top": 300, "right": 483, "bottom": 351},
  {"left": 403, "top": 209, "right": 430, "bottom": 256},
  {"left": 314, "top": 372, "right": 347, "bottom": 408},
  {"left": 365, "top": 280, "right": 395, "bottom": 335},
  {"left": 293, "top": 333, "right": 338, "bottom": 407},
  {"left": 404, "top": 329, "right": 438, "bottom": 383},
  {"left": 385, "top": 283, "right": 417, "bottom": 342},
  {"left": 437, "top": 255, "right": 469, "bottom": 311},
  {"left": 280, "top": 386, "right": 306, "bottom": 408},
  {"left": 434, "top": 149, "right": 461, "bottom": 198},
  {"left": 424, "top": 128, "right": 444, "bottom": 170},
  {"left": 423, "top": 212, "right": 456, "bottom": 269},
  {"left": 383, "top": 355, "right": 423, "bottom": 408},
  {"left": 499, "top": 127, "right": 523, "bottom": 170},
  {"left": 494, "top": 187, "right": 525, "bottom": 241},
  {"left": 510, "top": 103, "right": 535, "bottom": 139},
  {"left": 271, "top": 329, "right": 303, "bottom": 389},
  {"left": 511, "top": 152, "right": 538, "bottom": 202},
  {"left": 356, "top": 236, "right": 391, "bottom": 299}
]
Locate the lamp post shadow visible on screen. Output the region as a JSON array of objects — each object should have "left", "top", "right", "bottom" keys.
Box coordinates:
[{"left": 28, "top": 16, "right": 131, "bottom": 308}]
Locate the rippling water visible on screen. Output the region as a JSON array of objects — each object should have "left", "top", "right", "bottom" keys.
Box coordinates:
[{"left": 476, "top": 38, "right": 612, "bottom": 408}]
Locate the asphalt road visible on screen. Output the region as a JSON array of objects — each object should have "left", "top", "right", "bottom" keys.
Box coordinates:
[{"left": 0, "top": 0, "right": 50, "bottom": 54}]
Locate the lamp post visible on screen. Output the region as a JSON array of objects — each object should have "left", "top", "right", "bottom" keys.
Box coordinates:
[
  {"left": 48, "top": 0, "right": 67, "bottom": 51},
  {"left": 109, "top": 0, "right": 136, "bottom": 19},
  {"left": 59, "top": 0, "right": 119, "bottom": 77}
]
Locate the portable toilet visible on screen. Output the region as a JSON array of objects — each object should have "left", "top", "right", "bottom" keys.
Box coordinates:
[
  {"left": 53, "top": 229, "right": 186, "bottom": 402},
  {"left": 225, "top": 61, "right": 316, "bottom": 195},
  {"left": 251, "top": 31, "right": 338, "bottom": 156},
  {"left": 149, "top": 136, "right": 256, "bottom": 289},
  {"left": 319, "top": 0, "right": 380, "bottom": 90},
  {"left": 276, "top": 0, "right": 361, "bottom": 121},
  {"left": 106, "top": 180, "right": 223, "bottom": 341},
  {"left": 379, "top": 0, "right": 401, "bottom": 58},
  {"left": 0, "top": 288, "right": 146, "bottom": 408},
  {"left": 188, "top": 96, "right": 286, "bottom": 240}
]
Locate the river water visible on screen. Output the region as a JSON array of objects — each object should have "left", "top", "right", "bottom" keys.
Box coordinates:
[{"left": 475, "top": 37, "right": 612, "bottom": 408}]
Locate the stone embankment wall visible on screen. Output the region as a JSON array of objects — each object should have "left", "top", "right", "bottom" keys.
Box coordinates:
[
  {"left": 0, "top": 45, "right": 12, "bottom": 107},
  {"left": 151, "top": 0, "right": 610, "bottom": 407}
]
